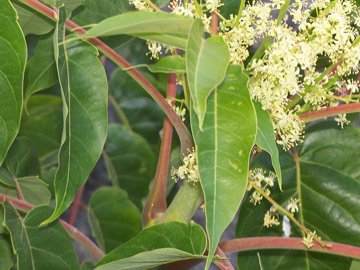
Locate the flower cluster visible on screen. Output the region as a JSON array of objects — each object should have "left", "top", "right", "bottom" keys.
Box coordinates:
[
  {"left": 220, "top": 0, "right": 360, "bottom": 148},
  {"left": 248, "top": 168, "right": 276, "bottom": 205},
  {"left": 171, "top": 148, "right": 199, "bottom": 185},
  {"left": 146, "top": 41, "right": 162, "bottom": 59},
  {"left": 205, "top": 0, "right": 223, "bottom": 12},
  {"left": 302, "top": 230, "right": 318, "bottom": 248},
  {"left": 167, "top": 99, "right": 187, "bottom": 121},
  {"left": 130, "top": 0, "right": 360, "bottom": 149},
  {"left": 264, "top": 207, "right": 280, "bottom": 228},
  {"left": 129, "top": 0, "right": 152, "bottom": 11},
  {"left": 287, "top": 198, "right": 300, "bottom": 214}
]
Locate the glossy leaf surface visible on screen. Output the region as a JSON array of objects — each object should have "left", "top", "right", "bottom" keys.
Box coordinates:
[
  {"left": 0, "top": 137, "right": 51, "bottom": 205},
  {"left": 104, "top": 124, "right": 155, "bottom": 207},
  {"left": 16, "top": 176, "right": 51, "bottom": 205},
  {"left": 2, "top": 202, "right": 81, "bottom": 270},
  {"left": 72, "top": 0, "right": 132, "bottom": 25},
  {"left": 254, "top": 102, "right": 282, "bottom": 188},
  {"left": 25, "top": 33, "right": 58, "bottom": 101},
  {"left": 186, "top": 19, "right": 230, "bottom": 129},
  {"left": 0, "top": 0, "right": 27, "bottom": 165},
  {"left": 110, "top": 69, "right": 164, "bottom": 147},
  {"left": 237, "top": 122, "right": 360, "bottom": 269},
  {"left": 140, "top": 55, "right": 186, "bottom": 73},
  {"left": 5, "top": 137, "right": 40, "bottom": 178},
  {"left": 191, "top": 65, "right": 256, "bottom": 268},
  {"left": 85, "top": 11, "right": 194, "bottom": 49},
  {"left": 13, "top": 2, "right": 54, "bottom": 36},
  {"left": 96, "top": 222, "right": 206, "bottom": 270},
  {"left": 44, "top": 10, "right": 108, "bottom": 224},
  {"left": 88, "top": 187, "right": 141, "bottom": 252},
  {"left": 0, "top": 235, "right": 13, "bottom": 270},
  {"left": 20, "top": 95, "right": 63, "bottom": 159}
]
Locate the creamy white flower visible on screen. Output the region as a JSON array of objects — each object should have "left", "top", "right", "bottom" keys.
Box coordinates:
[
  {"left": 264, "top": 208, "right": 280, "bottom": 228},
  {"left": 302, "top": 230, "right": 317, "bottom": 248},
  {"left": 335, "top": 113, "right": 350, "bottom": 128},
  {"left": 171, "top": 148, "right": 199, "bottom": 185},
  {"left": 146, "top": 41, "right": 162, "bottom": 59},
  {"left": 169, "top": 0, "right": 196, "bottom": 17},
  {"left": 129, "top": 0, "right": 151, "bottom": 11},
  {"left": 205, "top": 0, "right": 224, "bottom": 12},
  {"left": 287, "top": 198, "right": 300, "bottom": 213}
]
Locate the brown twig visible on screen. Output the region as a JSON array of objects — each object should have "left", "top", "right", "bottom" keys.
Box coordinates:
[
  {"left": 300, "top": 103, "right": 360, "bottom": 123},
  {"left": 68, "top": 186, "right": 84, "bottom": 225},
  {"left": 211, "top": 12, "right": 219, "bottom": 35},
  {"left": 214, "top": 247, "right": 235, "bottom": 270}
]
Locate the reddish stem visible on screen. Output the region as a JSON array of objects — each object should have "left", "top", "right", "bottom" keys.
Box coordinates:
[
  {"left": 300, "top": 103, "right": 360, "bottom": 123},
  {"left": 211, "top": 12, "right": 219, "bottom": 35},
  {"left": 21, "top": 0, "right": 58, "bottom": 19},
  {"left": 19, "top": 0, "right": 192, "bottom": 153},
  {"left": 214, "top": 247, "right": 235, "bottom": 270},
  {"left": 0, "top": 194, "right": 104, "bottom": 261},
  {"left": 68, "top": 186, "right": 84, "bottom": 225},
  {"left": 142, "top": 73, "right": 177, "bottom": 226},
  {"left": 220, "top": 237, "right": 360, "bottom": 260}
]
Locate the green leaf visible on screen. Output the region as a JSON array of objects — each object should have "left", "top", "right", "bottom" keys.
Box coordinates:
[
  {"left": 97, "top": 248, "right": 204, "bottom": 270},
  {"left": 16, "top": 176, "right": 51, "bottom": 205},
  {"left": 0, "top": 209, "right": 3, "bottom": 234},
  {"left": 191, "top": 65, "right": 256, "bottom": 269},
  {"left": 40, "top": 0, "right": 56, "bottom": 6},
  {"left": 71, "top": 0, "right": 133, "bottom": 48},
  {"left": 25, "top": 32, "right": 58, "bottom": 101},
  {"left": 350, "top": 260, "right": 360, "bottom": 270},
  {"left": 81, "top": 261, "right": 95, "bottom": 270},
  {"left": 219, "top": 0, "right": 240, "bottom": 18},
  {"left": 238, "top": 250, "right": 351, "bottom": 270},
  {"left": 72, "top": 0, "right": 133, "bottom": 25},
  {"left": 110, "top": 69, "right": 164, "bottom": 147},
  {"left": 137, "top": 55, "right": 186, "bottom": 73},
  {"left": 57, "top": 0, "right": 85, "bottom": 15},
  {"left": 96, "top": 222, "right": 206, "bottom": 270},
  {"left": 186, "top": 19, "right": 230, "bottom": 130},
  {"left": 237, "top": 121, "right": 360, "bottom": 269},
  {"left": 88, "top": 187, "right": 141, "bottom": 252},
  {"left": 5, "top": 137, "right": 40, "bottom": 178},
  {"left": 104, "top": 124, "right": 155, "bottom": 207},
  {"left": 0, "top": 176, "right": 50, "bottom": 206},
  {"left": 38, "top": 0, "right": 85, "bottom": 15},
  {"left": 254, "top": 102, "right": 282, "bottom": 189},
  {"left": 84, "top": 11, "right": 194, "bottom": 49},
  {"left": 0, "top": 235, "right": 13, "bottom": 270},
  {"left": 2, "top": 202, "right": 81, "bottom": 270},
  {"left": 13, "top": 0, "right": 83, "bottom": 36},
  {"left": 43, "top": 9, "right": 108, "bottom": 224},
  {"left": 12, "top": 2, "right": 54, "bottom": 36},
  {"left": 0, "top": 184, "right": 17, "bottom": 198},
  {"left": 20, "top": 95, "right": 63, "bottom": 159},
  {"left": 0, "top": 167, "right": 15, "bottom": 187},
  {"left": 0, "top": 0, "right": 27, "bottom": 165},
  {"left": 1, "top": 138, "right": 50, "bottom": 205}
]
